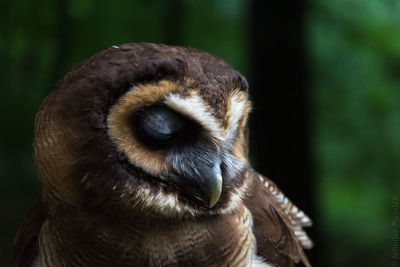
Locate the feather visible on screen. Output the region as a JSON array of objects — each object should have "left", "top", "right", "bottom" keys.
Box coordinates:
[{"left": 245, "top": 169, "right": 312, "bottom": 267}]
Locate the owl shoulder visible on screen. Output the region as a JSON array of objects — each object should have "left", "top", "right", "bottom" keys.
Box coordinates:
[
  {"left": 14, "top": 200, "right": 46, "bottom": 267},
  {"left": 244, "top": 169, "right": 312, "bottom": 267}
]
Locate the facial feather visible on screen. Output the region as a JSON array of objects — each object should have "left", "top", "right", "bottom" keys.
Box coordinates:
[{"left": 106, "top": 79, "right": 252, "bottom": 215}]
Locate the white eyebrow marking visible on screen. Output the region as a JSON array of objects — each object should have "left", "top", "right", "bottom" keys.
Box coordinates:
[
  {"left": 225, "top": 92, "right": 246, "bottom": 141},
  {"left": 164, "top": 90, "right": 249, "bottom": 146},
  {"left": 164, "top": 93, "right": 224, "bottom": 144}
]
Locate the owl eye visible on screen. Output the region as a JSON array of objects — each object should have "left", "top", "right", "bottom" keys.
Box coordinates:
[{"left": 133, "top": 106, "right": 184, "bottom": 146}]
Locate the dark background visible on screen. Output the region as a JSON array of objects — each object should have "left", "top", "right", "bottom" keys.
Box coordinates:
[{"left": 1, "top": 0, "right": 399, "bottom": 266}]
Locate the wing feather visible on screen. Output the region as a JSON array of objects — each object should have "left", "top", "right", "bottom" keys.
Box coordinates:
[
  {"left": 259, "top": 175, "right": 313, "bottom": 249},
  {"left": 260, "top": 176, "right": 312, "bottom": 228},
  {"left": 245, "top": 169, "right": 312, "bottom": 267}
]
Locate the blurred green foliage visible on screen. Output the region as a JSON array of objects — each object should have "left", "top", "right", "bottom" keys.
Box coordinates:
[
  {"left": 308, "top": 0, "right": 400, "bottom": 266},
  {"left": 0, "top": 0, "right": 399, "bottom": 266}
]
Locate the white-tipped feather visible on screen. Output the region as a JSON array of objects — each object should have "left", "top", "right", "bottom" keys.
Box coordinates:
[{"left": 259, "top": 175, "right": 313, "bottom": 249}]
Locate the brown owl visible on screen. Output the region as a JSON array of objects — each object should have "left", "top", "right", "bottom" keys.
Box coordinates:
[{"left": 14, "top": 43, "right": 312, "bottom": 267}]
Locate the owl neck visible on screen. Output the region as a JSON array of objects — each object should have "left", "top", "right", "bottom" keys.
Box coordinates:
[{"left": 35, "top": 203, "right": 258, "bottom": 266}]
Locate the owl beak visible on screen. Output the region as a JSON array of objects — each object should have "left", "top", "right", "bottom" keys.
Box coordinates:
[
  {"left": 199, "top": 163, "right": 223, "bottom": 208},
  {"left": 170, "top": 158, "right": 223, "bottom": 208}
]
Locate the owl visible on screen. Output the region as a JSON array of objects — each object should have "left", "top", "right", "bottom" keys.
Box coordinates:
[{"left": 14, "top": 43, "right": 312, "bottom": 267}]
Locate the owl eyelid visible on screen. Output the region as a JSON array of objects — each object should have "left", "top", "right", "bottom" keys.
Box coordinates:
[
  {"left": 133, "top": 105, "right": 187, "bottom": 146},
  {"left": 141, "top": 122, "right": 175, "bottom": 143}
]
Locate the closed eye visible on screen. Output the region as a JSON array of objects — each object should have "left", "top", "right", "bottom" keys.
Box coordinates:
[{"left": 131, "top": 105, "right": 199, "bottom": 148}]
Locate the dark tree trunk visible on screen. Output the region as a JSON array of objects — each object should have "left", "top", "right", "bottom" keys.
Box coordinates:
[{"left": 249, "top": 1, "right": 321, "bottom": 266}]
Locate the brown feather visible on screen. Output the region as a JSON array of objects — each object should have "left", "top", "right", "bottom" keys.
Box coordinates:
[
  {"left": 260, "top": 176, "right": 313, "bottom": 249},
  {"left": 245, "top": 169, "right": 311, "bottom": 267},
  {"left": 13, "top": 200, "right": 47, "bottom": 266},
  {"left": 16, "top": 203, "right": 258, "bottom": 267}
]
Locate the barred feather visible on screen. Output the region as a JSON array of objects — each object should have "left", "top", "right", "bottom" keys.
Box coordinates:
[{"left": 258, "top": 175, "right": 313, "bottom": 249}]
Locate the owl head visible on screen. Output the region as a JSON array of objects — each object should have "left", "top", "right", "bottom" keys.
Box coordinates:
[{"left": 35, "top": 43, "right": 252, "bottom": 218}]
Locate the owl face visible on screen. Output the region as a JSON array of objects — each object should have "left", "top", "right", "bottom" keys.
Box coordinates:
[{"left": 35, "top": 43, "right": 251, "bottom": 217}]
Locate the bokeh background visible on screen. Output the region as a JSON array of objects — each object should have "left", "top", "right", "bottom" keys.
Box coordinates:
[{"left": 1, "top": 0, "right": 399, "bottom": 266}]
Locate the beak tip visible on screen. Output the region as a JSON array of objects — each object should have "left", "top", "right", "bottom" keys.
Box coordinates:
[
  {"left": 208, "top": 174, "right": 222, "bottom": 208},
  {"left": 209, "top": 194, "right": 220, "bottom": 208}
]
